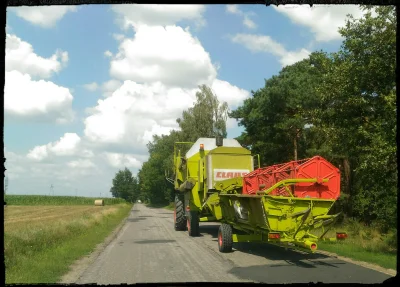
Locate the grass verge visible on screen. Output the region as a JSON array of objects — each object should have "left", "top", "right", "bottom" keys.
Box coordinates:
[
  {"left": 5, "top": 203, "right": 132, "bottom": 284},
  {"left": 316, "top": 219, "right": 397, "bottom": 271},
  {"left": 318, "top": 241, "right": 396, "bottom": 270}
]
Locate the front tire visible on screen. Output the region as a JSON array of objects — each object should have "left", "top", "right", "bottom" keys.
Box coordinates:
[
  {"left": 218, "top": 224, "right": 233, "bottom": 253},
  {"left": 174, "top": 194, "right": 186, "bottom": 231}
]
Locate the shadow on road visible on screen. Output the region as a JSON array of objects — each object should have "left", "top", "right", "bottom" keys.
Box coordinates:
[
  {"left": 233, "top": 242, "right": 332, "bottom": 262},
  {"left": 197, "top": 223, "right": 340, "bottom": 266},
  {"left": 198, "top": 224, "right": 220, "bottom": 239}
]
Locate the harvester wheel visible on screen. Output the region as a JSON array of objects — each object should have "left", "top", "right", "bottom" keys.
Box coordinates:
[
  {"left": 174, "top": 194, "right": 186, "bottom": 231},
  {"left": 218, "top": 224, "right": 233, "bottom": 253},
  {"left": 187, "top": 211, "right": 200, "bottom": 236}
]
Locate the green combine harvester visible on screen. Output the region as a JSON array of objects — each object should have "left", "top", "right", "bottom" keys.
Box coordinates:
[{"left": 167, "top": 137, "right": 347, "bottom": 253}]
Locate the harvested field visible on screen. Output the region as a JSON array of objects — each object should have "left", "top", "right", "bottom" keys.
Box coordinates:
[{"left": 4, "top": 203, "right": 132, "bottom": 284}]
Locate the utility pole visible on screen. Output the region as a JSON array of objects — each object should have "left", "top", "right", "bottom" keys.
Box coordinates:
[
  {"left": 5, "top": 176, "right": 8, "bottom": 195},
  {"left": 50, "top": 184, "right": 54, "bottom": 196},
  {"left": 5, "top": 176, "right": 8, "bottom": 204},
  {"left": 75, "top": 188, "right": 78, "bottom": 197}
]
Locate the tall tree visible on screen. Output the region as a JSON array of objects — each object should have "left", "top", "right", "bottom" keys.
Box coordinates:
[
  {"left": 110, "top": 167, "right": 139, "bottom": 202},
  {"left": 176, "top": 85, "right": 229, "bottom": 141},
  {"left": 316, "top": 5, "right": 397, "bottom": 229},
  {"left": 229, "top": 54, "right": 329, "bottom": 166}
]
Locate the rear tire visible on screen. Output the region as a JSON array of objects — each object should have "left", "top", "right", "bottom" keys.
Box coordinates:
[
  {"left": 174, "top": 194, "right": 186, "bottom": 231},
  {"left": 187, "top": 211, "right": 200, "bottom": 237},
  {"left": 218, "top": 224, "right": 233, "bottom": 253}
]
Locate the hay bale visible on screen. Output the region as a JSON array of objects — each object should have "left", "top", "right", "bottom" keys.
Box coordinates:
[{"left": 94, "top": 199, "right": 105, "bottom": 206}]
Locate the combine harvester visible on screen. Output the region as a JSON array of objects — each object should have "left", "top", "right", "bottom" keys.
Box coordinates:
[{"left": 168, "top": 137, "right": 347, "bottom": 253}]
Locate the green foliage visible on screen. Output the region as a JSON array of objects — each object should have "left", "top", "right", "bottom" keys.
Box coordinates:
[
  {"left": 229, "top": 53, "right": 328, "bottom": 166},
  {"left": 315, "top": 5, "right": 397, "bottom": 229},
  {"left": 176, "top": 84, "right": 229, "bottom": 141},
  {"left": 110, "top": 167, "right": 140, "bottom": 202},
  {"left": 5, "top": 195, "right": 127, "bottom": 206}
]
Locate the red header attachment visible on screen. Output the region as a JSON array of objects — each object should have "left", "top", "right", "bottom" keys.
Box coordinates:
[{"left": 242, "top": 156, "right": 341, "bottom": 200}]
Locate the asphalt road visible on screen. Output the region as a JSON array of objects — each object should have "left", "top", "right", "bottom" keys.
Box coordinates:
[{"left": 74, "top": 204, "right": 394, "bottom": 284}]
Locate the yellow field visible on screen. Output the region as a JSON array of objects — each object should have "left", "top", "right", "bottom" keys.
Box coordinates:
[
  {"left": 4, "top": 204, "right": 132, "bottom": 284},
  {"left": 5, "top": 205, "right": 120, "bottom": 229}
]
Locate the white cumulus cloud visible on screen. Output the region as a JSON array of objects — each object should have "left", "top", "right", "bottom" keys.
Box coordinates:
[
  {"left": 272, "top": 4, "right": 366, "bottom": 42},
  {"left": 4, "top": 70, "right": 74, "bottom": 124},
  {"left": 6, "top": 33, "right": 69, "bottom": 79},
  {"left": 84, "top": 82, "right": 99, "bottom": 92},
  {"left": 10, "top": 6, "right": 78, "bottom": 28},
  {"left": 101, "top": 79, "right": 123, "bottom": 97},
  {"left": 211, "top": 79, "right": 250, "bottom": 110},
  {"left": 112, "top": 4, "right": 206, "bottom": 29},
  {"left": 67, "top": 159, "right": 95, "bottom": 169},
  {"left": 103, "top": 152, "right": 142, "bottom": 169},
  {"left": 230, "top": 33, "right": 311, "bottom": 67},
  {"left": 110, "top": 25, "right": 217, "bottom": 88},
  {"left": 27, "top": 133, "right": 82, "bottom": 161},
  {"left": 226, "top": 5, "right": 257, "bottom": 29},
  {"left": 84, "top": 81, "right": 196, "bottom": 149},
  {"left": 104, "top": 50, "right": 113, "bottom": 57},
  {"left": 83, "top": 78, "right": 250, "bottom": 153}
]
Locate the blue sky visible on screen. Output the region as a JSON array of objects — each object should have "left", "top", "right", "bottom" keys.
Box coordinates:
[{"left": 4, "top": 4, "right": 367, "bottom": 197}]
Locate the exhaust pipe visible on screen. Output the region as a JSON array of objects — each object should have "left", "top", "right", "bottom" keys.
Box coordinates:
[
  {"left": 216, "top": 136, "right": 223, "bottom": 147},
  {"left": 294, "top": 240, "right": 318, "bottom": 252}
]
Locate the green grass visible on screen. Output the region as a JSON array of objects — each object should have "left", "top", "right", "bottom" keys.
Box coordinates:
[
  {"left": 316, "top": 219, "right": 397, "bottom": 270},
  {"left": 5, "top": 194, "right": 128, "bottom": 206},
  {"left": 318, "top": 241, "right": 397, "bottom": 270},
  {"left": 5, "top": 203, "right": 132, "bottom": 284}
]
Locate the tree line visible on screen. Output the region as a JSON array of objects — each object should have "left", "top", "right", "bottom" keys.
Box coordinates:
[{"left": 110, "top": 6, "right": 396, "bottom": 232}]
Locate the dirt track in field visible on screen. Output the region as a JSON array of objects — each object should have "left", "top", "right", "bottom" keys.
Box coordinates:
[{"left": 61, "top": 204, "right": 395, "bottom": 284}]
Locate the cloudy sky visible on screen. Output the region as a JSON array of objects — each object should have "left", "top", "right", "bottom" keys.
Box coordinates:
[{"left": 5, "top": 4, "right": 367, "bottom": 197}]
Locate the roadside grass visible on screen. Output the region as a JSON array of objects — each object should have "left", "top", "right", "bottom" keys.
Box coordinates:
[
  {"left": 5, "top": 203, "right": 132, "bottom": 284},
  {"left": 5, "top": 194, "right": 127, "bottom": 206},
  {"left": 316, "top": 218, "right": 397, "bottom": 270}
]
